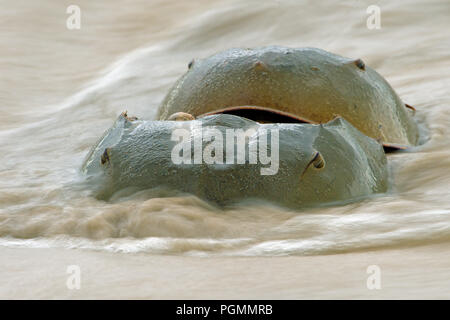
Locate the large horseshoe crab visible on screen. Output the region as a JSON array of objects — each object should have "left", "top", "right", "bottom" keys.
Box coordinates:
[
  {"left": 82, "top": 113, "right": 387, "bottom": 208},
  {"left": 157, "top": 46, "right": 419, "bottom": 149}
]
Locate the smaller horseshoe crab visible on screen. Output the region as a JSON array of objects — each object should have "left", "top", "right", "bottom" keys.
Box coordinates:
[
  {"left": 157, "top": 46, "right": 419, "bottom": 149},
  {"left": 82, "top": 112, "right": 388, "bottom": 208}
]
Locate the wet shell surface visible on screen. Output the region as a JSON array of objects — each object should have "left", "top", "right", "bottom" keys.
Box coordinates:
[
  {"left": 82, "top": 113, "right": 388, "bottom": 208},
  {"left": 157, "top": 46, "right": 419, "bottom": 148}
]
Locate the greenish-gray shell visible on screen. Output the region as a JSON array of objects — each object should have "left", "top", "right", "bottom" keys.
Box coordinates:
[
  {"left": 157, "top": 46, "right": 419, "bottom": 148},
  {"left": 82, "top": 113, "right": 388, "bottom": 208}
]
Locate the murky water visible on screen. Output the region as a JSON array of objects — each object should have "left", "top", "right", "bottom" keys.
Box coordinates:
[{"left": 0, "top": 0, "right": 449, "bottom": 298}]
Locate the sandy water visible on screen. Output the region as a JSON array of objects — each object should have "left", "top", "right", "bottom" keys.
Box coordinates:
[{"left": 0, "top": 0, "right": 449, "bottom": 298}]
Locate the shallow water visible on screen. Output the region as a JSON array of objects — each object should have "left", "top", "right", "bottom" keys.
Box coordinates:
[{"left": 0, "top": 0, "right": 449, "bottom": 298}]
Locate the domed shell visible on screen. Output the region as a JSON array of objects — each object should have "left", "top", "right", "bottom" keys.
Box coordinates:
[
  {"left": 82, "top": 113, "right": 388, "bottom": 208},
  {"left": 157, "top": 46, "right": 419, "bottom": 148}
]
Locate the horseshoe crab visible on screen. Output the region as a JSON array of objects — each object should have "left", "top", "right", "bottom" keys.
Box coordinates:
[
  {"left": 157, "top": 46, "right": 419, "bottom": 149},
  {"left": 82, "top": 112, "right": 388, "bottom": 208}
]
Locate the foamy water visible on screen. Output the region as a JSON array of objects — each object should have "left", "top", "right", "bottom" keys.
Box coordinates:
[{"left": 0, "top": 0, "right": 449, "bottom": 298}]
